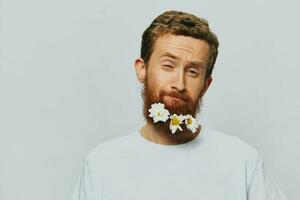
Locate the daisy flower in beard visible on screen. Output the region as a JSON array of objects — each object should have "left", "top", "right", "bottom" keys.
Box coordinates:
[
  {"left": 184, "top": 114, "right": 199, "bottom": 133},
  {"left": 148, "top": 103, "right": 170, "bottom": 123},
  {"left": 169, "top": 114, "right": 185, "bottom": 134}
]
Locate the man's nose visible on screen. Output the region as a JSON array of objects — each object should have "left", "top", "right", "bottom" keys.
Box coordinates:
[{"left": 172, "top": 69, "right": 186, "bottom": 92}]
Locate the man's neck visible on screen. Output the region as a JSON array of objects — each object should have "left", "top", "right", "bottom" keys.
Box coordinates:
[{"left": 140, "top": 123, "right": 201, "bottom": 145}]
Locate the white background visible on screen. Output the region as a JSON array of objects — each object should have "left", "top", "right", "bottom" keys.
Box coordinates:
[{"left": 0, "top": 0, "right": 299, "bottom": 199}]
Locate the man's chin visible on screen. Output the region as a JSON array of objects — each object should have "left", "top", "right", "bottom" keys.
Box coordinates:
[
  {"left": 149, "top": 120, "right": 183, "bottom": 136},
  {"left": 150, "top": 121, "right": 171, "bottom": 135},
  {"left": 149, "top": 119, "right": 195, "bottom": 136}
]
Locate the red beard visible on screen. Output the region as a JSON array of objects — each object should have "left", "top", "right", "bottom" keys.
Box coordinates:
[{"left": 141, "top": 73, "right": 203, "bottom": 134}]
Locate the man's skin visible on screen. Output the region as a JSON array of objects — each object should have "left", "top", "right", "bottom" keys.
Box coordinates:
[{"left": 134, "top": 34, "right": 213, "bottom": 145}]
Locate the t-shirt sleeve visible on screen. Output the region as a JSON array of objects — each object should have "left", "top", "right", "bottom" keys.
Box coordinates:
[
  {"left": 247, "top": 153, "right": 288, "bottom": 200},
  {"left": 70, "top": 160, "right": 97, "bottom": 200}
]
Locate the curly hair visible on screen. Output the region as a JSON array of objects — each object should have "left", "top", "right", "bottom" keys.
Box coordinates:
[{"left": 140, "top": 10, "right": 219, "bottom": 79}]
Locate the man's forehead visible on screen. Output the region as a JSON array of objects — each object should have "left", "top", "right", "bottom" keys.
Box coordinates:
[{"left": 153, "top": 35, "right": 209, "bottom": 59}]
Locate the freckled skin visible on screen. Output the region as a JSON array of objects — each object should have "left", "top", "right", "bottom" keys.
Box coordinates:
[{"left": 134, "top": 34, "right": 213, "bottom": 145}]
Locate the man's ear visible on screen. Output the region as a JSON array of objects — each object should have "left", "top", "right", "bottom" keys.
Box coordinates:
[
  {"left": 200, "top": 76, "right": 213, "bottom": 97},
  {"left": 134, "top": 58, "right": 146, "bottom": 84}
]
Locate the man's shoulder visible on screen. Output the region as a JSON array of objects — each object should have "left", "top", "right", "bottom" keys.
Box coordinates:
[
  {"left": 85, "top": 131, "right": 136, "bottom": 162},
  {"left": 204, "top": 127, "right": 257, "bottom": 149},
  {"left": 203, "top": 127, "right": 259, "bottom": 161}
]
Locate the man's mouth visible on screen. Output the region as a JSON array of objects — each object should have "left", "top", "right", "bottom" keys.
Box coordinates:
[{"left": 165, "top": 95, "right": 186, "bottom": 103}]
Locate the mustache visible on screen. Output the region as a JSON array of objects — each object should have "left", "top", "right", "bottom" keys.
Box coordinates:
[{"left": 160, "top": 90, "right": 192, "bottom": 102}]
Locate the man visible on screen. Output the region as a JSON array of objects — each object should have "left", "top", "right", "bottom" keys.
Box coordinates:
[{"left": 71, "top": 10, "right": 288, "bottom": 199}]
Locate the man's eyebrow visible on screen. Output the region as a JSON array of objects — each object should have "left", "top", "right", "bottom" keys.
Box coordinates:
[
  {"left": 189, "top": 61, "right": 205, "bottom": 69},
  {"left": 160, "top": 52, "right": 179, "bottom": 60},
  {"left": 160, "top": 52, "right": 205, "bottom": 69}
]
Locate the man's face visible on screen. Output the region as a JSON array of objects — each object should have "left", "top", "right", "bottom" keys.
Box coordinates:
[{"left": 136, "top": 34, "right": 212, "bottom": 132}]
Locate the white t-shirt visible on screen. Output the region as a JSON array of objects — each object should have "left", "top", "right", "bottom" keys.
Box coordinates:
[{"left": 70, "top": 126, "right": 288, "bottom": 200}]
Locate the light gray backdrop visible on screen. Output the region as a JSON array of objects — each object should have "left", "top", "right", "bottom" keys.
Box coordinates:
[{"left": 0, "top": 0, "right": 299, "bottom": 199}]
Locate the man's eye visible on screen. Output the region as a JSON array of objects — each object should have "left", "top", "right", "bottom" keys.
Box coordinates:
[
  {"left": 163, "top": 65, "right": 173, "bottom": 68},
  {"left": 188, "top": 69, "right": 198, "bottom": 75}
]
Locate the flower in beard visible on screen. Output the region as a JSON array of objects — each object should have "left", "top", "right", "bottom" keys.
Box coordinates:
[
  {"left": 184, "top": 114, "right": 199, "bottom": 133},
  {"left": 169, "top": 114, "right": 185, "bottom": 134},
  {"left": 148, "top": 103, "right": 170, "bottom": 123}
]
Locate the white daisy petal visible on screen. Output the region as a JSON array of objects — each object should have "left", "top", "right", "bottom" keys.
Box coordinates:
[{"left": 171, "top": 127, "right": 176, "bottom": 134}]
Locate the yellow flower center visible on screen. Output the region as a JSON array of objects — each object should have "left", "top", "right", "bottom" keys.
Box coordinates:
[
  {"left": 157, "top": 112, "right": 161, "bottom": 116},
  {"left": 187, "top": 117, "right": 193, "bottom": 125},
  {"left": 171, "top": 117, "right": 180, "bottom": 125}
]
